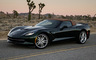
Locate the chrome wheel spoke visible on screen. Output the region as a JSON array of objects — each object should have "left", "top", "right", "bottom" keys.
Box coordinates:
[
  {"left": 40, "top": 43, "right": 44, "bottom": 47},
  {"left": 38, "top": 37, "right": 41, "bottom": 41},
  {"left": 42, "top": 40, "right": 46, "bottom": 43}
]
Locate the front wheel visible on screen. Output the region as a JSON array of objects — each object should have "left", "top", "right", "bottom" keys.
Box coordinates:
[
  {"left": 35, "top": 34, "right": 49, "bottom": 49},
  {"left": 77, "top": 31, "right": 87, "bottom": 44}
]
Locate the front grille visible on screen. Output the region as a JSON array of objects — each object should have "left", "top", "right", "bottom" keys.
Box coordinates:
[{"left": 8, "top": 37, "right": 25, "bottom": 42}]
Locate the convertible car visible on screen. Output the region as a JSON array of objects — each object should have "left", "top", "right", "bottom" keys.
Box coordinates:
[{"left": 7, "top": 19, "right": 90, "bottom": 49}]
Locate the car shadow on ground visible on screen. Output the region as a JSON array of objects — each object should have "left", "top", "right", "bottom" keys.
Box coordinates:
[
  {"left": 7, "top": 43, "right": 35, "bottom": 49},
  {"left": 51, "top": 39, "right": 76, "bottom": 46}
]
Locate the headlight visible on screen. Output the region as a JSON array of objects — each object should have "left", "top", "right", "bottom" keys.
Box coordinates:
[{"left": 25, "top": 32, "right": 34, "bottom": 36}]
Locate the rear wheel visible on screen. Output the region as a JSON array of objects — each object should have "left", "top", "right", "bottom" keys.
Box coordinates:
[
  {"left": 35, "top": 34, "right": 49, "bottom": 49},
  {"left": 77, "top": 31, "right": 87, "bottom": 44}
]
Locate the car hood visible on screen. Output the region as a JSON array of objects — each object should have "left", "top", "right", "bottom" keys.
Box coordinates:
[
  {"left": 22, "top": 26, "right": 47, "bottom": 30},
  {"left": 8, "top": 26, "right": 49, "bottom": 38}
]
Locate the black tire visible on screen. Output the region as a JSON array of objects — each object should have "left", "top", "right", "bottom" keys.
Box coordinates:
[
  {"left": 77, "top": 31, "right": 87, "bottom": 44},
  {"left": 34, "top": 34, "right": 50, "bottom": 49}
]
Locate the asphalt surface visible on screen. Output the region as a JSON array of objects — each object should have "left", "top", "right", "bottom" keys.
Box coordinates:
[{"left": 0, "top": 34, "right": 96, "bottom": 60}]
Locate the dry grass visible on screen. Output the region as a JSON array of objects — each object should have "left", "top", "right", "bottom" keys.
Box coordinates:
[
  {"left": 0, "top": 31, "right": 8, "bottom": 39},
  {"left": 0, "top": 18, "right": 43, "bottom": 31}
]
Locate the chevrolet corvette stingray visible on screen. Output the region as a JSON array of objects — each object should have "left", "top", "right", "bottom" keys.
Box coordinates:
[{"left": 7, "top": 19, "right": 90, "bottom": 49}]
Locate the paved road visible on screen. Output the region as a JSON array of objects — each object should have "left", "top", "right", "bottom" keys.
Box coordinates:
[{"left": 0, "top": 34, "right": 96, "bottom": 60}]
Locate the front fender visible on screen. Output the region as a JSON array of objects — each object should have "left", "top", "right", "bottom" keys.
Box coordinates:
[{"left": 35, "top": 30, "right": 55, "bottom": 40}]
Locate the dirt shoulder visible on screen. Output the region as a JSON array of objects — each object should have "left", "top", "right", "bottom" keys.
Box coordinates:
[{"left": 0, "top": 31, "right": 8, "bottom": 40}]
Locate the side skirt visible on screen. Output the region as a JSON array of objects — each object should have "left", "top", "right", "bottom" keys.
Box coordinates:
[{"left": 53, "top": 37, "right": 75, "bottom": 42}]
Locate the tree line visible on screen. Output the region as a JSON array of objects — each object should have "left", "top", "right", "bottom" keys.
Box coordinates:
[
  {"left": 60, "top": 14, "right": 96, "bottom": 21},
  {"left": 0, "top": 11, "right": 96, "bottom": 21}
]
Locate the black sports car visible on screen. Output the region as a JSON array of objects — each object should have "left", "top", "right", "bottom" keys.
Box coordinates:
[{"left": 7, "top": 19, "right": 90, "bottom": 49}]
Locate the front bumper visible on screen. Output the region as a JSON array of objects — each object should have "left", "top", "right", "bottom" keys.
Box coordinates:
[{"left": 7, "top": 36, "right": 36, "bottom": 44}]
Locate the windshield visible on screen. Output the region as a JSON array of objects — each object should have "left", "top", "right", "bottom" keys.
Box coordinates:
[{"left": 35, "top": 20, "right": 61, "bottom": 28}]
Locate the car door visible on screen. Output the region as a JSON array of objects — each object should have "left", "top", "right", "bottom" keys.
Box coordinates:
[{"left": 54, "top": 21, "right": 76, "bottom": 38}]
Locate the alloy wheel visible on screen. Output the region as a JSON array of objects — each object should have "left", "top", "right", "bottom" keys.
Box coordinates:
[
  {"left": 35, "top": 34, "right": 49, "bottom": 48},
  {"left": 79, "top": 31, "right": 87, "bottom": 44}
]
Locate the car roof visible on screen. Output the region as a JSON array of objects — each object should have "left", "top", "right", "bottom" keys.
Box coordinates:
[{"left": 47, "top": 19, "right": 76, "bottom": 26}]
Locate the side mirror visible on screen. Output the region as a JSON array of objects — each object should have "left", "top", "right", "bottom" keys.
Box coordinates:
[{"left": 60, "top": 26, "right": 68, "bottom": 30}]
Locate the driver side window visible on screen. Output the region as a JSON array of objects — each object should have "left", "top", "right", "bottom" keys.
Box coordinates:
[{"left": 60, "top": 21, "right": 72, "bottom": 28}]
